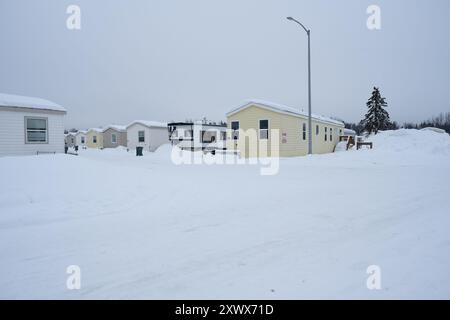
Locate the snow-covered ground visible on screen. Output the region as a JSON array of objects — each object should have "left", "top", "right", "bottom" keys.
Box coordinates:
[{"left": 1, "top": 129, "right": 449, "bottom": 299}]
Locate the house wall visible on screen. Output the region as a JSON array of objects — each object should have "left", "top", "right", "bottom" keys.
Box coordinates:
[
  {"left": 86, "top": 130, "right": 104, "bottom": 149},
  {"left": 65, "top": 134, "right": 76, "bottom": 147},
  {"left": 127, "top": 124, "right": 168, "bottom": 152},
  {"left": 75, "top": 133, "right": 86, "bottom": 147},
  {"left": 226, "top": 105, "right": 344, "bottom": 158},
  {"left": 102, "top": 128, "right": 127, "bottom": 148},
  {"left": 0, "top": 108, "right": 65, "bottom": 156}
]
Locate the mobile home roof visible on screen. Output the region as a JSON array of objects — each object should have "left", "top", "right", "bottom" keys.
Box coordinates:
[
  {"left": 227, "top": 99, "right": 344, "bottom": 126},
  {"left": 0, "top": 93, "right": 66, "bottom": 112}
]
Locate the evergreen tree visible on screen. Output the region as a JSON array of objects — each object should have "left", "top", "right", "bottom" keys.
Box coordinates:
[{"left": 361, "top": 87, "right": 391, "bottom": 135}]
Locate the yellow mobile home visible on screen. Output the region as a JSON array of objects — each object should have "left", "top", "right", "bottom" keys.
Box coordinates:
[
  {"left": 226, "top": 100, "right": 345, "bottom": 158},
  {"left": 86, "top": 128, "right": 104, "bottom": 149}
]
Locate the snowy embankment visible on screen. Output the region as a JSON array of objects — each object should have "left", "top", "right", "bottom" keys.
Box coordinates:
[{"left": 0, "top": 129, "right": 449, "bottom": 299}]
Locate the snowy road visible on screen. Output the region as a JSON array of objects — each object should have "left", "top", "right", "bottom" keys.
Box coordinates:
[{"left": 1, "top": 130, "right": 449, "bottom": 299}]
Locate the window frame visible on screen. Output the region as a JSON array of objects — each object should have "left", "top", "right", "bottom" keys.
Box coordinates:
[
  {"left": 24, "top": 116, "right": 48, "bottom": 144},
  {"left": 259, "top": 119, "right": 269, "bottom": 140},
  {"left": 111, "top": 133, "right": 117, "bottom": 144},
  {"left": 93, "top": 135, "right": 97, "bottom": 144},
  {"left": 324, "top": 127, "right": 328, "bottom": 142},
  {"left": 302, "top": 122, "right": 307, "bottom": 141},
  {"left": 231, "top": 121, "right": 240, "bottom": 140},
  {"left": 316, "top": 125, "right": 319, "bottom": 136},
  {"left": 138, "top": 130, "right": 145, "bottom": 142}
]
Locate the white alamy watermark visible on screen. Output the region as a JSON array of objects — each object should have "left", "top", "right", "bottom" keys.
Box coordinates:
[
  {"left": 367, "top": 5, "right": 381, "bottom": 30},
  {"left": 66, "top": 265, "right": 81, "bottom": 290},
  {"left": 366, "top": 265, "right": 382, "bottom": 290},
  {"left": 169, "top": 124, "right": 280, "bottom": 176},
  {"left": 66, "top": 5, "right": 81, "bottom": 30}
]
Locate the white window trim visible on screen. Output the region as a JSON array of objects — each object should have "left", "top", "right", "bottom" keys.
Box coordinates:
[
  {"left": 138, "top": 130, "right": 145, "bottom": 142},
  {"left": 111, "top": 134, "right": 117, "bottom": 144},
  {"left": 24, "top": 116, "right": 48, "bottom": 144},
  {"left": 259, "top": 119, "right": 269, "bottom": 140},
  {"left": 231, "top": 121, "right": 240, "bottom": 140}
]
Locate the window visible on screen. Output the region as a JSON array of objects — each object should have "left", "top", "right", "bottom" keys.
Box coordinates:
[
  {"left": 324, "top": 127, "right": 327, "bottom": 141},
  {"left": 231, "top": 121, "right": 239, "bottom": 140},
  {"left": 201, "top": 130, "right": 218, "bottom": 143},
  {"left": 71, "top": 138, "right": 74, "bottom": 143},
  {"left": 93, "top": 136, "right": 97, "bottom": 143},
  {"left": 302, "top": 123, "right": 307, "bottom": 140},
  {"left": 81, "top": 137, "right": 85, "bottom": 144},
  {"left": 259, "top": 120, "right": 269, "bottom": 140},
  {"left": 330, "top": 128, "right": 333, "bottom": 141},
  {"left": 220, "top": 131, "right": 227, "bottom": 141},
  {"left": 138, "top": 130, "right": 145, "bottom": 142},
  {"left": 111, "top": 134, "right": 117, "bottom": 144},
  {"left": 316, "top": 125, "right": 319, "bottom": 135},
  {"left": 184, "top": 130, "right": 193, "bottom": 138},
  {"left": 25, "top": 117, "right": 47, "bottom": 143}
]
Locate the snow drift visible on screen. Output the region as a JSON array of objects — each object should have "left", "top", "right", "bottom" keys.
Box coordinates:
[{"left": 0, "top": 129, "right": 449, "bottom": 299}]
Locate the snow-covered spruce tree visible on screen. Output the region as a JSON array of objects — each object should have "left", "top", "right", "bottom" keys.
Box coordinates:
[{"left": 361, "top": 87, "right": 391, "bottom": 135}]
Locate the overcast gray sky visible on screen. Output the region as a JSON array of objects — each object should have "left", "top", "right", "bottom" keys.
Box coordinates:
[{"left": 1, "top": 0, "right": 449, "bottom": 129}]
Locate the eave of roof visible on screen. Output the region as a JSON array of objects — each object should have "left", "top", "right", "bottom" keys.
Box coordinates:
[
  {"left": 227, "top": 99, "right": 344, "bottom": 126},
  {"left": 0, "top": 93, "right": 66, "bottom": 113}
]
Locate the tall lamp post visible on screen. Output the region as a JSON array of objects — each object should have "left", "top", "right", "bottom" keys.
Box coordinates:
[{"left": 287, "top": 16, "right": 312, "bottom": 155}]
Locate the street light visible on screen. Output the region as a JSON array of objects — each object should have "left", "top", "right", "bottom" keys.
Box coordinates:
[{"left": 287, "top": 16, "right": 312, "bottom": 155}]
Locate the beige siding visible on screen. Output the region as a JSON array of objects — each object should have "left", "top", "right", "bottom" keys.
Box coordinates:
[
  {"left": 86, "top": 130, "right": 103, "bottom": 149},
  {"left": 226, "top": 104, "right": 344, "bottom": 158},
  {"left": 102, "top": 128, "right": 127, "bottom": 148}
]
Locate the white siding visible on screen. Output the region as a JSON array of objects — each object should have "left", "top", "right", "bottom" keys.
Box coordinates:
[
  {"left": 0, "top": 109, "right": 65, "bottom": 156},
  {"left": 127, "top": 124, "right": 168, "bottom": 152},
  {"left": 75, "top": 133, "right": 86, "bottom": 146}
]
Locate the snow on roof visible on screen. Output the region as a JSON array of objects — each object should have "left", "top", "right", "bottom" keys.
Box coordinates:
[
  {"left": 0, "top": 93, "right": 66, "bottom": 112},
  {"left": 126, "top": 120, "right": 167, "bottom": 129},
  {"left": 103, "top": 124, "right": 127, "bottom": 132},
  {"left": 227, "top": 99, "right": 344, "bottom": 126},
  {"left": 88, "top": 128, "right": 104, "bottom": 133},
  {"left": 76, "top": 130, "right": 87, "bottom": 135},
  {"left": 344, "top": 128, "right": 356, "bottom": 135}
]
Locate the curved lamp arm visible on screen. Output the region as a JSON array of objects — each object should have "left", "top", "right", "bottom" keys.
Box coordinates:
[{"left": 287, "top": 17, "right": 310, "bottom": 35}]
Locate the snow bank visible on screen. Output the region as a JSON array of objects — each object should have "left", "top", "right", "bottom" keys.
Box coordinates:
[
  {"left": 365, "top": 129, "right": 450, "bottom": 156},
  {"left": 334, "top": 141, "right": 348, "bottom": 152},
  {"left": 1, "top": 129, "right": 450, "bottom": 299}
]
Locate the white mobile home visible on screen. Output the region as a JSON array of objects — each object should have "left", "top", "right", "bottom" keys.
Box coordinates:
[
  {"left": 168, "top": 121, "right": 227, "bottom": 151},
  {"left": 65, "top": 132, "right": 76, "bottom": 148},
  {"left": 126, "top": 120, "right": 168, "bottom": 152},
  {"left": 75, "top": 130, "right": 87, "bottom": 148},
  {"left": 0, "top": 93, "right": 66, "bottom": 156}
]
